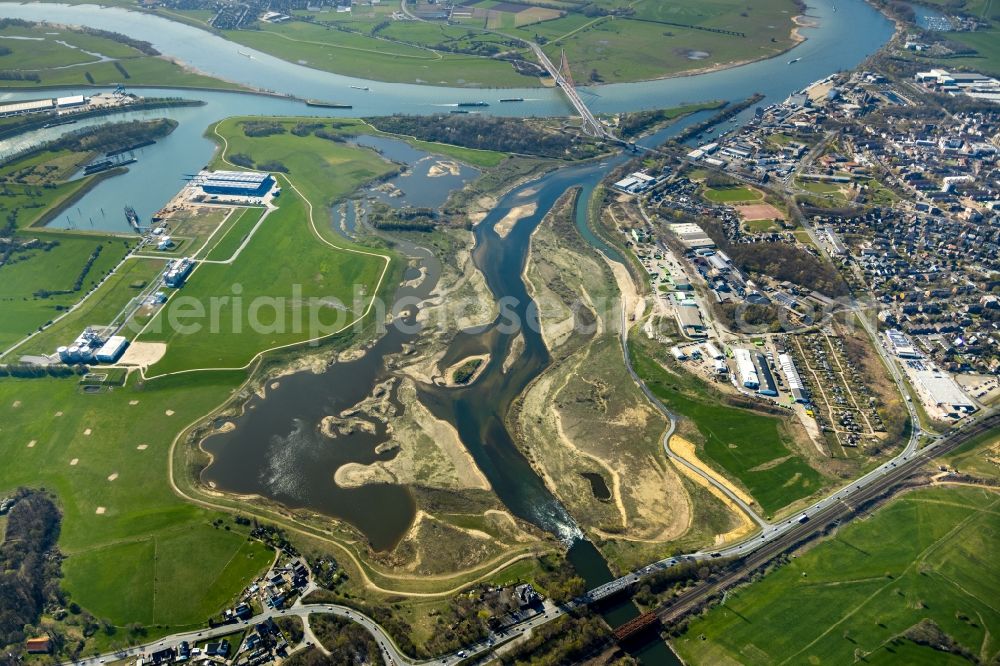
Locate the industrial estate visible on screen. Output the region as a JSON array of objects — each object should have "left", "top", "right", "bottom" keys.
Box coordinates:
[{"left": 0, "top": 0, "right": 997, "bottom": 665}]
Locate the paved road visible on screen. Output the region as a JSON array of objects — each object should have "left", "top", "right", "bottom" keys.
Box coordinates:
[{"left": 62, "top": 601, "right": 494, "bottom": 666}]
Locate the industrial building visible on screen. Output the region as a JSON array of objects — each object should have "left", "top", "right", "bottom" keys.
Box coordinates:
[
  {"left": 612, "top": 171, "right": 657, "bottom": 194},
  {"left": 95, "top": 336, "right": 129, "bottom": 363},
  {"left": 675, "top": 304, "right": 707, "bottom": 338},
  {"left": 671, "top": 346, "right": 689, "bottom": 361},
  {"left": 753, "top": 352, "right": 778, "bottom": 397},
  {"left": 164, "top": 257, "right": 194, "bottom": 287},
  {"left": 778, "top": 353, "right": 809, "bottom": 403},
  {"left": 57, "top": 328, "right": 127, "bottom": 364},
  {"left": 670, "top": 223, "right": 716, "bottom": 251},
  {"left": 885, "top": 328, "right": 920, "bottom": 358},
  {"left": 704, "top": 342, "right": 724, "bottom": 360},
  {"left": 734, "top": 348, "right": 759, "bottom": 389},
  {"left": 0, "top": 95, "right": 88, "bottom": 118},
  {"left": 912, "top": 368, "right": 976, "bottom": 418},
  {"left": 196, "top": 170, "right": 274, "bottom": 197}
]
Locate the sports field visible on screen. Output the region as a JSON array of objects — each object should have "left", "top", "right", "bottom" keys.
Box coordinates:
[
  {"left": 673, "top": 485, "right": 1000, "bottom": 664},
  {"left": 630, "top": 335, "right": 827, "bottom": 515},
  {"left": 703, "top": 185, "right": 763, "bottom": 203}
]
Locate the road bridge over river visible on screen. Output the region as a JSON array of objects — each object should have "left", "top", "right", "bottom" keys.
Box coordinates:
[{"left": 528, "top": 44, "right": 614, "bottom": 140}]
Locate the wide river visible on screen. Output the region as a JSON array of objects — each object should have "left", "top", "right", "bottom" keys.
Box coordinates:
[{"left": 2, "top": 1, "right": 892, "bottom": 660}]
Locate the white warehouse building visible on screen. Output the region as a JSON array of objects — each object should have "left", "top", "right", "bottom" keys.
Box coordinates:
[
  {"left": 778, "top": 353, "right": 809, "bottom": 403},
  {"left": 734, "top": 348, "right": 759, "bottom": 390}
]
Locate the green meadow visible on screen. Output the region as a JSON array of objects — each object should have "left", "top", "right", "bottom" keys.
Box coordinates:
[
  {"left": 202, "top": 207, "right": 266, "bottom": 262},
  {"left": 0, "top": 233, "right": 133, "bottom": 353},
  {"left": 11, "top": 257, "right": 165, "bottom": 359},
  {"left": 673, "top": 485, "right": 1000, "bottom": 665},
  {"left": 0, "top": 22, "right": 239, "bottom": 89},
  {"left": 217, "top": 20, "right": 531, "bottom": 88},
  {"left": 137, "top": 118, "right": 398, "bottom": 375},
  {"left": 0, "top": 372, "right": 269, "bottom": 630},
  {"left": 630, "top": 334, "right": 827, "bottom": 515}
]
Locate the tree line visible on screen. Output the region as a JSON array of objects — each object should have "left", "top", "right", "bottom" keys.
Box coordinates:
[{"left": 366, "top": 114, "right": 605, "bottom": 160}]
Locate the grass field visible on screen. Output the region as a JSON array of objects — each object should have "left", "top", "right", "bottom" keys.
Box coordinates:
[
  {"left": 11, "top": 257, "right": 165, "bottom": 359},
  {"left": 0, "top": 232, "right": 133, "bottom": 353},
  {"left": 0, "top": 22, "right": 239, "bottom": 89},
  {"left": 156, "top": 0, "right": 799, "bottom": 87},
  {"left": 136, "top": 118, "right": 396, "bottom": 375},
  {"left": 201, "top": 207, "right": 265, "bottom": 261},
  {"left": 0, "top": 372, "right": 269, "bottom": 631},
  {"left": 703, "top": 185, "right": 762, "bottom": 203},
  {"left": 929, "top": 28, "right": 1000, "bottom": 77},
  {"left": 630, "top": 334, "right": 827, "bottom": 515},
  {"left": 673, "top": 485, "right": 1000, "bottom": 665},
  {"left": 217, "top": 19, "right": 532, "bottom": 88},
  {"left": 515, "top": 0, "right": 799, "bottom": 84}
]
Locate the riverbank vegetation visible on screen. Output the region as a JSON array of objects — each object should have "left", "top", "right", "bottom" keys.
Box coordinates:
[
  {"left": 513, "top": 189, "right": 743, "bottom": 573},
  {"left": 366, "top": 114, "right": 608, "bottom": 160},
  {"left": 672, "top": 485, "right": 1000, "bottom": 664},
  {"left": 0, "top": 19, "right": 241, "bottom": 89},
  {"left": 615, "top": 100, "right": 727, "bottom": 139}
]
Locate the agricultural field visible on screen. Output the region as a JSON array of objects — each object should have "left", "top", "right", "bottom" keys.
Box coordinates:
[
  {"left": 0, "top": 21, "right": 239, "bottom": 89},
  {"left": 927, "top": 28, "right": 1000, "bottom": 77},
  {"left": 513, "top": 0, "right": 801, "bottom": 84},
  {"left": 136, "top": 118, "right": 397, "bottom": 375},
  {"left": 673, "top": 485, "right": 1000, "bottom": 665},
  {"left": 630, "top": 333, "right": 829, "bottom": 516}
]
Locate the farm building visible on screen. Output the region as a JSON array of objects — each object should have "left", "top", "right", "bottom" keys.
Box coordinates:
[
  {"left": 734, "top": 348, "right": 759, "bottom": 389},
  {"left": 196, "top": 170, "right": 274, "bottom": 197}
]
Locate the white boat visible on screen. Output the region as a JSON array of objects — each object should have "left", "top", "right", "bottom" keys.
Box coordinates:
[
  {"left": 237, "top": 50, "right": 254, "bottom": 59},
  {"left": 788, "top": 57, "right": 801, "bottom": 64},
  {"left": 351, "top": 85, "right": 370, "bottom": 91}
]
